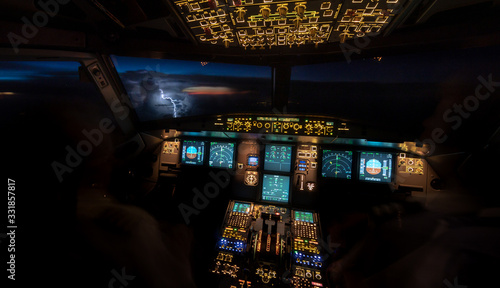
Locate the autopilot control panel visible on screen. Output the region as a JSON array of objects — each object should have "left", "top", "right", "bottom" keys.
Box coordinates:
[{"left": 210, "top": 200, "right": 328, "bottom": 288}]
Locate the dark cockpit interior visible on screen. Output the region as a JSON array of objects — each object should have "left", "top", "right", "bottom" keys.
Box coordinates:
[{"left": 2, "top": 1, "right": 500, "bottom": 287}]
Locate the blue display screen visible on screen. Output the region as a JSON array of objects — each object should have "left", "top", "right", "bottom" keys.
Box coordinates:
[
  {"left": 248, "top": 155, "right": 259, "bottom": 167},
  {"left": 359, "top": 152, "right": 393, "bottom": 182},
  {"left": 181, "top": 140, "right": 205, "bottom": 165}
]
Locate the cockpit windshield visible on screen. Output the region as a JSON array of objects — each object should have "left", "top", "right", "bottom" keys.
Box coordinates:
[
  {"left": 289, "top": 45, "right": 500, "bottom": 134},
  {"left": 111, "top": 55, "right": 273, "bottom": 122}
]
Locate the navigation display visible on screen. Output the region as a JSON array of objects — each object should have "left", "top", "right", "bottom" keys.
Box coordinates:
[
  {"left": 321, "top": 150, "right": 353, "bottom": 179},
  {"left": 209, "top": 142, "right": 235, "bottom": 169},
  {"left": 359, "top": 152, "right": 393, "bottom": 182},
  {"left": 294, "top": 211, "right": 314, "bottom": 223},
  {"left": 261, "top": 174, "right": 290, "bottom": 204},
  {"left": 181, "top": 140, "right": 205, "bottom": 165},
  {"left": 264, "top": 144, "right": 292, "bottom": 172},
  {"left": 233, "top": 202, "right": 251, "bottom": 214}
]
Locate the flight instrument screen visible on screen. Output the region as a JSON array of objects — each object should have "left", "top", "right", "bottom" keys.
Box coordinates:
[
  {"left": 209, "top": 142, "right": 235, "bottom": 169},
  {"left": 264, "top": 144, "right": 292, "bottom": 172},
  {"left": 261, "top": 174, "right": 290, "bottom": 203},
  {"left": 359, "top": 151, "right": 393, "bottom": 182},
  {"left": 181, "top": 140, "right": 205, "bottom": 165},
  {"left": 321, "top": 150, "right": 353, "bottom": 179}
]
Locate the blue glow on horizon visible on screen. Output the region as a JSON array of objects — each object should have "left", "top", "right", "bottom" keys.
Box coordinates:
[{"left": 0, "top": 61, "right": 80, "bottom": 81}]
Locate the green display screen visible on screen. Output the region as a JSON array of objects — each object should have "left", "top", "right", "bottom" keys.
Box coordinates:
[{"left": 294, "top": 211, "right": 314, "bottom": 223}]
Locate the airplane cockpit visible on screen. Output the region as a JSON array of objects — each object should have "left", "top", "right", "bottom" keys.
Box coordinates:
[{"left": 2, "top": 1, "right": 500, "bottom": 288}]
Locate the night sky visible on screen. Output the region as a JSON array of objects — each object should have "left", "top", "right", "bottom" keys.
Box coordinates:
[
  {"left": 0, "top": 61, "right": 80, "bottom": 81},
  {"left": 291, "top": 45, "right": 500, "bottom": 83},
  {"left": 111, "top": 55, "right": 272, "bottom": 79}
]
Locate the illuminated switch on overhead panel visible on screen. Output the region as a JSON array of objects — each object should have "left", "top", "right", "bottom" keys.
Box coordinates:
[
  {"left": 366, "top": 2, "right": 379, "bottom": 9},
  {"left": 352, "top": 16, "right": 363, "bottom": 23},
  {"left": 190, "top": 3, "right": 201, "bottom": 10},
  {"left": 233, "top": 0, "right": 241, "bottom": 6},
  {"left": 260, "top": 7, "right": 271, "bottom": 19},
  {"left": 278, "top": 6, "right": 288, "bottom": 18},
  {"left": 294, "top": 18, "right": 301, "bottom": 30},
  {"left": 237, "top": 9, "right": 246, "bottom": 21},
  {"left": 321, "top": 2, "right": 331, "bottom": 10},
  {"left": 204, "top": 27, "right": 212, "bottom": 36},
  {"left": 309, "top": 26, "right": 318, "bottom": 38},
  {"left": 324, "top": 10, "right": 334, "bottom": 17},
  {"left": 376, "top": 16, "right": 389, "bottom": 23},
  {"left": 295, "top": 5, "right": 306, "bottom": 18}
]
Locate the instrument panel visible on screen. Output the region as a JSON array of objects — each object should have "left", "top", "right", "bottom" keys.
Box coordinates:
[
  {"left": 210, "top": 200, "right": 327, "bottom": 288},
  {"left": 222, "top": 116, "right": 343, "bottom": 136},
  {"left": 158, "top": 137, "right": 430, "bottom": 208},
  {"left": 158, "top": 135, "right": 435, "bottom": 288},
  {"left": 172, "top": 0, "right": 407, "bottom": 50}
]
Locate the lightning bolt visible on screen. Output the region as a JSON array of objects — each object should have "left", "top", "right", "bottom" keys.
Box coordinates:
[{"left": 160, "top": 89, "right": 178, "bottom": 118}]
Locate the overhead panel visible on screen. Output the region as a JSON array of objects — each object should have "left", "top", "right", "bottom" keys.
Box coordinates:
[{"left": 173, "top": 0, "right": 406, "bottom": 49}]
